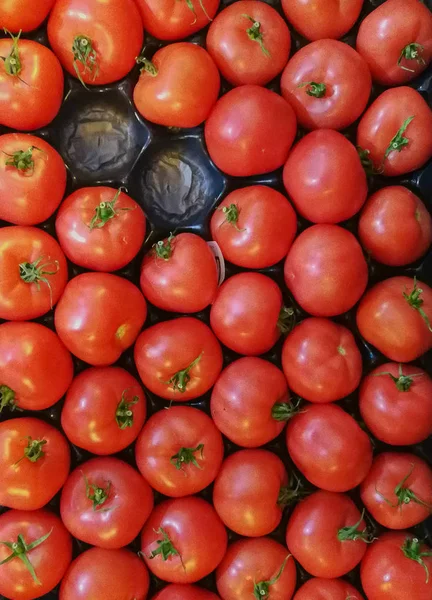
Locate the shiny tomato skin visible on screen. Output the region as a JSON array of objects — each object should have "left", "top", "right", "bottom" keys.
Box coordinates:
[
  {"left": 286, "top": 403, "right": 373, "bottom": 492},
  {"left": 356, "top": 276, "right": 432, "bottom": 362},
  {"left": 140, "top": 233, "right": 218, "bottom": 313},
  {"left": 210, "top": 186, "right": 297, "bottom": 269},
  {"left": 135, "top": 406, "right": 224, "bottom": 497},
  {"left": 0, "top": 321, "right": 73, "bottom": 412},
  {"left": 55, "top": 273, "right": 147, "bottom": 366},
  {"left": 153, "top": 585, "right": 220, "bottom": 600},
  {"left": 205, "top": 85, "right": 297, "bottom": 177},
  {"left": 60, "top": 547, "right": 150, "bottom": 600},
  {"left": 293, "top": 578, "right": 365, "bottom": 600},
  {"left": 284, "top": 225, "right": 368, "bottom": 317},
  {"left": 0, "top": 0, "right": 56, "bottom": 32},
  {"left": 55, "top": 187, "right": 146, "bottom": 272},
  {"left": 281, "top": 40, "right": 371, "bottom": 130},
  {"left": 0, "top": 509, "right": 72, "bottom": 600}
]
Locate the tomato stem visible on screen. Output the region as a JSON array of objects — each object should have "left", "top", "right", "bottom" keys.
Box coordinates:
[
  {"left": 242, "top": 14, "right": 271, "bottom": 58},
  {"left": 3, "top": 146, "right": 43, "bottom": 172},
  {"left": 375, "top": 464, "right": 432, "bottom": 511},
  {"left": 115, "top": 390, "right": 139, "bottom": 429},
  {"left": 88, "top": 187, "right": 133, "bottom": 229},
  {"left": 373, "top": 363, "right": 424, "bottom": 392},
  {"left": 19, "top": 256, "right": 60, "bottom": 309},
  {"left": 277, "top": 306, "right": 296, "bottom": 335},
  {"left": 403, "top": 277, "right": 432, "bottom": 332},
  {"left": 298, "top": 81, "right": 326, "bottom": 98},
  {"left": 337, "top": 509, "right": 371, "bottom": 543},
  {"left": 272, "top": 397, "right": 303, "bottom": 422},
  {"left": 184, "top": 0, "right": 212, "bottom": 24},
  {"left": 278, "top": 472, "right": 307, "bottom": 507},
  {"left": 253, "top": 555, "right": 291, "bottom": 599},
  {"left": 154, "top": 233, "right": 175, "bottom": 260},
  {"left": 398, "top": 43, "right": 425, "bottom": 73},
  {"left": 356, "top": 145, "right": 383, "bottom": 176},
  {"left": 72, "top": 35, "right": 99, "bottom": 88},
  {"left": 136, "top": 56, "right": 158, "bottom": 76},
  {"left": 219, "top": 203, "right": 245, "bottom": 232},
  {"left": 170, "top": 444, "right": 204, "bottom": 470},
  {"left": 83, "top": 473, "right": 112, "bottom": 511},
  {"left": 401, "top": 537, "right": 432, "bottom": 583},
  {"left": 149, "top": 527, "right": 185, "bottom": 570},
  {"left": 14, "top": 437, "right": 47, "bottom": 466},
  {"left": 163, "top": 352, "right": 203, "bottom": 393},
  {"left": 0, "top": 529, "right": 53, "bottom": 584},
  {"left": 1, "top": 29, "right": 23, "bottom": 77},
  {"left": 384, "top": 116, "right": 415, "bottom": 159},
  {"left": 0, "top": 385, "right": 17, "bottom": 413}
]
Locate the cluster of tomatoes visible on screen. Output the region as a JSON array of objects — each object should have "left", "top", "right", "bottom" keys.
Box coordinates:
[{"left": 1, "top": 0, "right": 432, "bottom": 599}]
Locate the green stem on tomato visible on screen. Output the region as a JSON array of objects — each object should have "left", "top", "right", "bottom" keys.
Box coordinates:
[
  {"left": 3, "top": 146, "right": 43, "bottom": 172},
  {"left": 398, "top": 43, "right": 426, "bottom": 73},
  {"left": 372, "top": 363, "right": 424, "bottom": 392},
  {"left": 163, "top": 352, "right": 203, "bottom": 393},
  {"left": 0, "top": 529, "right": 53, "bottom": 584},
  {"left": 298, "top": 81, "right": 326, "bottom": 98},
  {"left": 403, "top": 277, "right": 432, "bottom": 332},
  {"left": 170, "top": 444, "right": 204, "bottom": 470},
  {"left": 253, "top": 555, "right": 291, "bottom": 599},
  {"left": 242, "top": 14, "right": 271, "bottom": 57},
  {"left": 72, "top": 35, "right": 99, "bottom": 88},
  {"left": 19, "top": 256, "right": 59, "bottom": 309}
]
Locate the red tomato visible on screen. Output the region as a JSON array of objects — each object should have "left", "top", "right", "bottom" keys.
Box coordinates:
[
  {"left": 357, "top": 86, "right": 432, "bottom": 176},
  {"left": 0, "top": 134, "right": 66, "bottom": 226},
  {"left": 61, "top": 367, "right": 146, "bottom": 455},
  {"left": 0, "top": 0, "right": 56, "bottom": 32},
  {"left": 282, "top": 318, "right": 362, "bottom": 403},
  {"left": 207, "top": 1, "right": 291, "bottom": 86},
  {"left": 154, "top": 585, "right": 220, "bottom": 600},
  {"left": 0, "top": 509, "right": 72, "bottom": 600},
  {"left": 281, "top": 40, "right": 371, "bottom": 130},
  {"left": 0, "top": 321, "right": 73, "bottom": 412},
  {"left": 286, "top": 403, "right": 372, "bottom": 492},
  {"left": 0, "top": 417, "right": 70, "bottom": 510},
  {"left": 205, "top": 85, "right": 297, "bottom": 177},
  {"left": 48, "top": 0, "right": 143, "bottom": 86},
  {"left": 140, "top": 233, "right": 218, "bottom": 313},
  {"left": 360, "top": 532, "right": 432, "bottom": 600},
  {"left": 216, "top": 537, "right": 296, "bottom": 600},
  {"left": 55, "top": 187, "right": 146, "bottom": 272},
  {"left": 134, "top": 43, "right": 220, "bottom": 128},
  {"left": 135, "top": 406, "right": 224, "bottom": 497},
  {"left": 213, "top": 449, "right": 288, "bottom": 537},
  {"left": 360, "top": 452, "right": 432, "bottom": 530},
  {"left": 141, "top": 497, "right": 227, "bottom": 584},
  {"left": 55, "top": 273, "right": 147, "bottom": 366},
  {"left": 356, "top": 276, "right": 432, "bottom": 362},
  {"left": 134, "top": 317, "right": 222, "bottom": 401},
  {"left": 293, "top": 578, "right": 365, "bottom": 600},
  {"left": 358, "top": 186, "right": 432, "bottom": 266},
  {"left": 357, "top": 0, "right": 432, "bottom": 86},
  {"left": 60, "top": 547, "right": 150, "bottom": 600},
  {"left": 284, "top": 225, "right": 368, "bottom": 317},
  {"left": 359, "top": 362, "right": 432, "bottom": 445},
  {"left": 210, "top": 186, "right": 297, "bottom": 269}
]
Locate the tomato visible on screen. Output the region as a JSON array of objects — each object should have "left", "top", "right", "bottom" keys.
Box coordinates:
[
  {"left": 357, "top": 0, "right": 432, "bottom": 86},
  {"left": 206, "top": 1, "right": 291, "bottom": 86},
  {"left": 0, "top": 417, "right": 70, "bottom": 510},
  {"left": 286, "top": 403, "right": 372, "bottom": 492},
  {"left": 154, "top": 585, "right": 220, "bottom": 600},
  {"left": 0, "top": 0, "right": 56, "bottom": 32},
  {"left": 357, "top": 86, "right": 432, "bottom": 176},
  {"left": 210, "top": 186, "right": 297, "bottom": 269},
  {"left": 284, "top": 225, "right": 368, "bottom": 317},
  {"left": 134, "top": 317, "right": 222, "bottom": 401},
  {"left": 293, "top": 578, "right": 365, "bottom": 600},
  {"left": 205, "top": 85, "right": 297, "bottom": 177},
  {"left": 0, "top": 321, "right": 73, "bottom": 412},
  {"left": 282, "top": 318, "right": 362, "bottom": 403},
  {"left": 216, "top": 537, "right": 296, "bottom": 600},
  {"left": 359, "top": 362, "right": 432, "bottom": 445},
  {"left": 360, "top": 532, "right": 432, "bottom": 600},
  {"left": 135, "top": 406, "right": 224, "bottom": 497},
  {"left": 281, "top": 40, "right": 371, "bottom": 131},
  {"left": 48, "top": 0, "right": 143, "bottom": 86},
  {"left": 213, "top": 449, "right": 288, "bottom": 537},
  {"left": 55, "top": 272, "right": 147, "bottom": 366},
  {"left": 0, "top": 509, "right": 72, "bottom": 600},
  {"left": 140, "top": 233, "right": 218, "bottom": 313},
  {"left": 60, "top": 547, "right": 150, "bottom": 600},
  {"left": 0, "top": 134, "right": 66, "bottom": 226},
  {"left": 61, "top": 366, "right": 146, "bottom": 455},
  {"left": 55, "top": 186, "right": 146, "bottom": 272},
  {"left": 141, "top": 496, "right": 227, "bottom": 584},
  {"left": 356, "top": 276, "right": 432, "bottom": 362},
  {"left": 360, "top": 452, "right": 432, "bottom": 530}
]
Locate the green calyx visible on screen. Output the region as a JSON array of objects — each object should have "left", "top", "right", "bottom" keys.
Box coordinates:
[
  {"left": 299, "top": 81, "right": 326, "bottom": 98},
  {"left": 376, "top": 464, "right": 432, "bottom": 511},
  {"left": 148, "top": 527, "right": 184, "bottom": 569},
  {"left": 83, "top": 473, "right": 112, "bottom": 511},
  {"left": 337, "top": 509, "right": 371, "bottom": 543},
  {"left": 115, "top": 390, "right": 139, "bottom": 429},
  {"left": 14, "top": 437, "right": 47, "bottom": 466},
  {"left": 1, "top": 29, "right": 22, "bottom": 77},
  {"left": 164, "top": 352, "right": 203, "bottom": 394},
  {"left": 277, "top": 306, "right": 296, "bottom": 335},
  {"left": 356, "top": 145, "right": 383, "bottom": 176},
  {"left": 3, "top": 146, "right": 43, "bottom": 172},
  {"left": 373, "top": 363, "right": 424, "bottom": 392},
  {"left": 88, "top": 188, "right": 133, "bottom": 229},
  {"left": 272, "top": 397, "right": 302, "bottom": 422},
  {"left": 385, "top": 116, "right": 415, "bottom": 159},
  {"left": 253, "top": 555, "right": 291, "bottom": 599},
  {"left": 154, "top": 233, "right": 175, "bottom": 260},
  {"left": 242, "top": 14, "right": 270, "bottom": 57},
  {"left": 136, "top": 56, "right": 158, "bottom": 76},
  {"left": 278, "top": 472, "right": 307, "bottom": 507},
  {"left": 398, "top": 43, "right": 425, "bottom": 73},
  {"left": 0, "top": 529, "right": 53, "bottom": 584},
  {"left": 72, "top": 35, "right": 99, "bottom": 88},
  {"left": 184, "top": 0, "right": 211, "bottom": 24},
  {"left": 19, "top": 256, "right": 60, "bottom": 310},
  {"left": 0, "top": 385, "right": 17, "bottom": 412},
  {"left": 401, "top": 537, "right": 432, "bottom": 583},
  {"left": 171, "top": 444, "right": 204, "bottom": 470},
  {"left": 219, "top": 203, "right": 245, "bottom": 232},
  {"left": 403, "top": 277, "right": 432, "bottom": 332}
]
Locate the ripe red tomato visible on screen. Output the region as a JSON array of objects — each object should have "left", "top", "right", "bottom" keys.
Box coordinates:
[
  {"left": 282, "top": 318, "right": 362, "bottom": 403},
  {"left": 154, "top": 585, "right": 220, "bottom": 600},
  {"left": 0, "top": 134, "right": 66, "bottom": 226},
  {"left": 135, "top": 406, "right": 224, "bottom": 497},
  {"left": 293, "top": 578, "right": 365, "bottom": 600},
  {"left": 210, "top": 186, "right": 297, "bottom": 269},
  {"left": 205, "top": 85, "right": 297, "bottom": 177},
  {"left": 141, "top": 496, "right": 227, "bottom": 584},
  {"left": 357, "top": 86, "right": 432, "bottom": 176},
  {"left": 55, "top": 187, "right": 146, "bottom": 272},
  {"left": 356, "top": 276, "right": 432, "bottom": 362},
  {"left": 286, "top": 403, "right": 372, "bottom": 492},
  {"left": 61, "top": 367, "right": 146, "bottom": 455},
  {"left": 359, "top": 362, "right": 432, "bottom": 445},
  {"left": 216, "top": 537, "right": 296, "bottom": 600},
  {"left": 213, "top": 449, "right": 288, "bottom": 537},
  {"left": 281, "top": 40, "right": 371, "bottom": 131},
  {"left": 0, "top": 321, "right": 73, "bottom": 412},
  {"left": 211, "top": 357, "right": 290, "bottom": 448},
  {"left": 207, "top": 1, "right": 291, "bottom": 86},
  {"left": 0, "top": 0, "right": 56, "bottom": 32},
  {"left": 360, "top": 452, "right": 432, "bottom": 530},
  {"left": 60, "top": 547, "right": 150, "bottom": 600},
  {"left": 357, "top": 0, "right": 432, "bottom": 86},
  {"left": 48, "top": 0, "right": 143, "bottom": 86},
  {"left": 55, "top": 272, "right": 147, "bottom": 366},
  {"left": 0, "top": 417, "right": 70, "bottom": 510},
  {"left": 0, "top": 509, "right": 72, "bottom": 600},
  {"left": 134, "top": 317, "right": 222, "bottom": 401},
  {"left": 140, "top": 233, "right": 218, "bottom": 313},
  {"left": 284, "top": 225, "right": 368, "bottom": 317}
]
